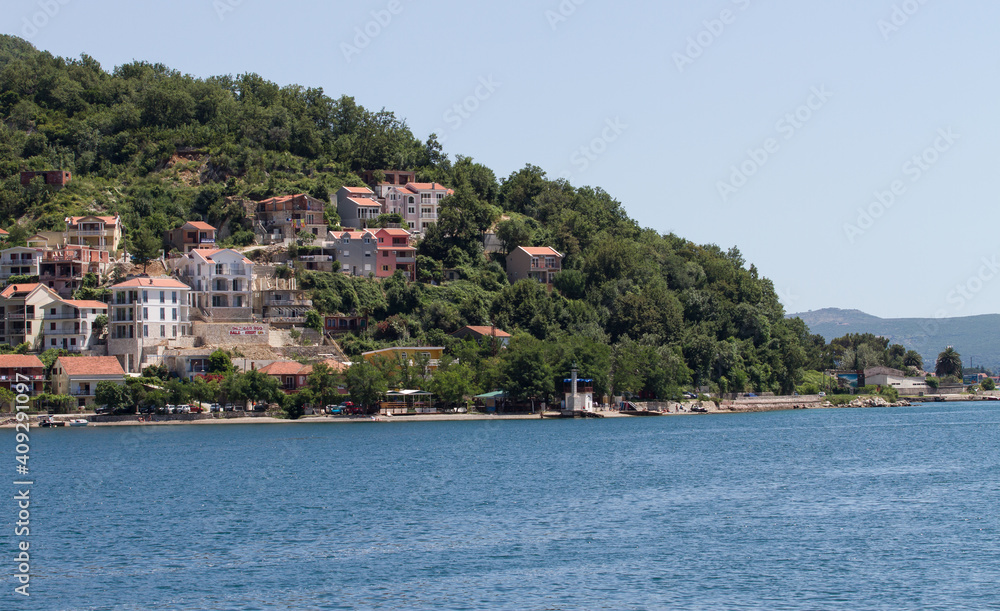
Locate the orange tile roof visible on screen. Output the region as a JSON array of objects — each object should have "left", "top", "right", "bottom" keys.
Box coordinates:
[
  {"left": 0, "top": 228, "right": 8, "bottom": 236},
  {"left": 258, "top": 361, "right": 307, "bottom": 376},
  {"left": 185, "top": 221, "right": 216, "bottom": 231},
  {"left": 0, "top": 354, "right": 44, "bottom": 369},
  {"left": 61, "top": 300, "right": 108, "bottom": 309},
  {"left": 111, "top": 277, "right": 190, "bottom": 289},
  {"left": 0, "top": 283, "right": 42, "bottom": 298},
  {"left": 376, "top": 228, "right": 411, "bottom": 237},
  {"left": 300, "top": 359, "right": 348, "bottom": 375},
  {"left": 343, "top": 186, "right": 374, "bottom": 194},
  {"left": 57, "top": 356, "right": 125, "bottom": 376},
  {"left": 458, "top": 326, "right": 512, "bottom": 338},
  {"left": 188, "top": 248, "right": 252, "bottom": 264},
  {"left": 519, "top": 247, "right": 563, "bottom": 257},
  {"left": 406, "top": 182, "right": 451, "bottom": 191},
  {"left": 347, "top": 197, "right": 381, "bottom": 207},
  {"left": 67, "top": 215, "right": 118, "bottom": 226}
]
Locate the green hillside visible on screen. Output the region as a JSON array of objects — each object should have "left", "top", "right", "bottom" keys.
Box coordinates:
[
  {"left": 789, "top": 308, "right": 999, "bottom": 372},
  {"left": 0, "top": 34, "right": 825, "bottom": 399}
]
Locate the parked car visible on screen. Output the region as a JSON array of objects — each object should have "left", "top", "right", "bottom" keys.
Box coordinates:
[
  {"left": 326, "top": 404, "right": 342, "bottom": 414},
  {"left": 139, "top": 405, "right": 156, "bottom": 415},
  {"left": 683, "top": 392, "right": 697, "bottom": 399},
  {"left": 94, "top": 405, "right": 112, "bottom": 415},
  {"left": 208, "top": 403, "right": 222, "bottom": 413},
  {"left": 224, "top": 403, "right": 236, "bottom": 411},
  {"left": 164, "top": 404, "right": 176, "bottom": 414},
  {"left": 189, "top": 404, "right": 203, "bottom": 414}
]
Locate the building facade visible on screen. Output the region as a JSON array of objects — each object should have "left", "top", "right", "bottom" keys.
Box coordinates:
[
  {"left": 51, "top": 356, "right": 126, "bottom": 409},
  {"left": 107, "top": 277, "right": 191, "bottom": 373},
  {"left": 335, "top": 186, "right": 382, "bottom": 229},
  {"left": 255, "top": 194, "right": 327, "bottom": 242},
  {"left": 374, "top": 228, "right": 416, "bottom": 279},
  {"left": 0, "top": 354, "right": 45, "bottom": 397},
  {"left": 174, "top": 248, "right": 253, "bottom": 322},
  {"left": 64, "top": 215, "right": 123, "bottom": 254},
  {"left": 506, "top": 246, "right": 563, "bottom": 287},
  {"left": 330, "top": 230, "right": 378, "bottom": 277},
  {"left": 166, "top": 221, "right": 217, "bottom": 253},
  {"left": 0, "top": 247, "right": 42, "bottom": 281},
  {"left": 39, "top": 245, "right": 111, "bottom": 297}
]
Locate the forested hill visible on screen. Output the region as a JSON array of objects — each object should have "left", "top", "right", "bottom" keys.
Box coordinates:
[{"left": 0, "top": 34, "right": 825, "bottom": 398}]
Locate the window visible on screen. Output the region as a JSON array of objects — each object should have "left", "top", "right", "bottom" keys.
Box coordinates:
[
  {"left": 408, "top": 207, "right": 415, "bottom": 214},
  {"left": 160, "top": 325, "right": 165, "bottom": 337},
  {"left": 382, "top": 251, "right": 389, "bottom": 257},
  {"left": 382, "top": 265, "right": 389, "bottom": 271},
  {"left": 50, "top": 338, "right": 56, "bottom": 346},
  {"left": 172, "top": 308, "right": 177, "bottom": 321},
  {"left": 172, "top": 292, "right": 177, "bottom": 304},
  {"left": 159, "top": 291, "right": 164, "bottom": 302},
  {"left": 50, "top": 323, "right": 55, "bottom": 331},
  {"left": 143, "top": 290, "right": 148, "bottom": 303},
  {"left": 142, "top": 307, "right": 148, "bottom": 319},
  {"left": 363, "top": 237, "right": 370, "bottom": 244},
  {"left": 172, "top": 325, "right": 176, "bottom": 337},
  {"left": 421, "top": 193, "right": 430, "bottom": 203},
  {"left": 49, "top": 308, "right": 56, "bottom": 315},
  {"left": 436, "top": 193, "right": 444, "bottom": 200},
  {"left": 160, "top": 308, "right": 165, "bottom": 320},
  {"left": 143, "top": 325, "right": 148, "bottom": 337}
]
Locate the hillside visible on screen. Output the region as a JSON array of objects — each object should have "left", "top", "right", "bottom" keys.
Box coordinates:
[
  {"left": 789, "top": 308, "right": 1000, "bottom": 371},
  {"left": 0, "top": 34, "right": 825, "bottom": 399}
]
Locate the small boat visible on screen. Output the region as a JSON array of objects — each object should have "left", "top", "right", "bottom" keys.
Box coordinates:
[
  {"left": 68, "top": 419, "right": 89, "bottom": 427},
  {"left": 39, "top": 417, "right": 65, "bottom": 428}
]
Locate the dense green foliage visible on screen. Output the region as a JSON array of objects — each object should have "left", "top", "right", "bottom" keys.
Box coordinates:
[{"left": 0, "top": 36, "right": 837, "bottom": 402}]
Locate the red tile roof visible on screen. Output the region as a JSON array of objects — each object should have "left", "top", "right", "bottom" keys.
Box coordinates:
[
  {"left": 376, "top": 228, "right": 411, "bottom": 237},
  {"left": 0, "top": 228, "right": 8, "bottom": 236},
  {"left": 111, "top": 277, "right": 190, "bottom": 289},
  {"left": 188, "top": 248, "right": 252, "bottom": 264},
  {"left": 56, "top": 356, "right": 125, "bottom": 377},
  {"left": 343, "top": 186, "right": 374, "bottom": 194},
  {"left": 0, "top": 355, "right": 44, "bottom": 369},
  {"left": 258, "top": 361, "right": 307, "bottom": 376},
  {"left": 185, "top": 221, "right": 216, "bottom": 231},
  {"left": 407, "top": 182, "right": 451, "bottom": 191},
  {"left": 67, "top": 215, "right": 118, "bottom": 226}
]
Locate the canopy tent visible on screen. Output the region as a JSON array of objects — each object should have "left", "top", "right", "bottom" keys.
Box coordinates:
[
  {"left": 381, "top": 389, "right": 435, "bottom": 414},
  {"left": 473, "top": 390, "right": 508, "bottom": 412}
]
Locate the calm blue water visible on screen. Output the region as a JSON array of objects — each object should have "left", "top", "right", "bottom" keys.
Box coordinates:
[{"left": 8, "top": 402, "right": 1000, "bottom": 610}]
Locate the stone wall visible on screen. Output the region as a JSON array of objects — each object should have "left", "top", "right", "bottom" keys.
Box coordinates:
[{"left": 192, "top": 321, "right": 271, "bottom": 346}]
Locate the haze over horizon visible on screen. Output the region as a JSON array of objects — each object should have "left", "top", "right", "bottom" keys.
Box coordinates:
[{"left": 5, "top": 0, "right": 997, "bottom": 319}]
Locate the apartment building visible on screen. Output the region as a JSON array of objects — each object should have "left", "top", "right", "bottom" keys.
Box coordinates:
[
  {"left": 39, "top": 245, "right": 111, "bottom": 297},
  {"left": 107, "top": 277, "right": 191, "bottom": 373},
  {"left": 0, "top": 354, "right": 45, "bottom": 397},
  {"left": 335, "top": 186, "right": 382, "bottom": 229},
  {"left": 39, "top": 298, "right": 107, "bottom": 353},
  {"left": 64, "top": 215, "right": 123, "bottom": 254},
  {"left": 383, "top": 183, "right": 453, "bottom": 233},
  {"left": 374, "top": 228, "right": 416, "bottom": 280},
  {"left": 330, "top": 230, "right": 378, "bottom": 277},
  {"left": 255, "top": 194, "right": 327, "bottom": 242},
  {"left": 0, "top": 283, "right": 62, "bottom": 349},
  {"left": 174, "top": 248, "right": 253, "bottom": 322}
]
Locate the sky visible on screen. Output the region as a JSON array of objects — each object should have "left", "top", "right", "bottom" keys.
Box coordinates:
[{"left": 4, "top": 0, "right": 998, "bottom": 320}]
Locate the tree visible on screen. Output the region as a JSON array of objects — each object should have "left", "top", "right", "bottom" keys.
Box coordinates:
[
  {"left": 305, "top": 309, "right": 324, "bottom": 333},
  {"left": 95, "top": 381, "right": 130, "bottom": 413},
  {"left": 307, "top": 362, "right": 341, "bottom": 409},
  {"left": 496, "top": 217, "right": 533, "bottom": 256},
  {"left": 93, "top": 314, "right": 109, "bottom": 338},
  {"left": 222, "top": 370, "right": 282, "bottom": 408},
  {"left": 935, "top": 347, "right": 963, "bottom": 378},
  {"left": 129, "top": 225, "right": 162, "bottom": 274},
  {"left": 982, "top": 377, "right": 996, "bottom": 391},
  {"left": 343, "top": 361, "right": 387, "bottom": 411},
  {"left": 500, "top": 334, "right": 554, "bottom": 406},
  {"left": 428, "top": 361, "right": 477, "bottom": 408},
  {"left": 903, "top": 350, "right": 923, "bottom": 370},
  {"left": 208, "top": 350, "right": 234, "bottom": 374}
]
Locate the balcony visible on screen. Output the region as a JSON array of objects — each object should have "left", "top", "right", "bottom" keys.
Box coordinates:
[
  {"left": 420, "top": 214, "right": 438, "bottom": 220},
  {"left": 199, "top": 237, "right": 216, "bottom": 244},
  {"left": 395, "top": 257, "right": 416, "bottom": 264},
  {"left": 0, "top": 375, "right": 45, "bottom": 381},
  {"left": 69, "top": 389, "right": 96, "bottom": 397},
  {"left": 44, "top": 329, "right": 84, "bottom": 336},
  {"left": 266, "top": 297, "right": 311, "bottom": 306},
  {"left": 40, "top": 313, "right": 84, "bottom": 319},
  {"left": 74, "top": 229, "right": 106, "bottom": 236}
]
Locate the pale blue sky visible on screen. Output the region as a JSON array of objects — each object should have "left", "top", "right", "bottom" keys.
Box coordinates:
[{"left": 5, "top": 0, "right": 998, "bottom": 319}]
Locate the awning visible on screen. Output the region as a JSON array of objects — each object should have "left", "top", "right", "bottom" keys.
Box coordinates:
[{"left": 474, "top": 391, "right": 507, "bottom": 399}]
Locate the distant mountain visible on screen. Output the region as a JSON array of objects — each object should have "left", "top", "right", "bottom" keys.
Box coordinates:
[{"left": 789, "top": 308, "right": 1000, "bottom": 372}]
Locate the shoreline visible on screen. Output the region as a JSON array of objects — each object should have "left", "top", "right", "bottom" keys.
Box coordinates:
[{"left": 2, "top": 394, "right": 988, "bottom": 428}]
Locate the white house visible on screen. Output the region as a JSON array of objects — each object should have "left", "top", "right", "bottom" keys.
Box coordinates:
[
  {"left": 51, "top": 355, "right": 126, "bottom": 410},
  {"left": 174, "top": 248, "right": 253, "bottom": 322},
  {"left": 39, "top": 299, "right": 107, "bottom": 353},
  {"left": 0, "top": 247, "right": 42, "bottom": 280},
  {"left": 107, "top": 277, "right": 191, "bottom": 373}
]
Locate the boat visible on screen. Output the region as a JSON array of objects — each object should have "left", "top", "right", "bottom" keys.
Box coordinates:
[
  {"left": 68, "top": 419, "right": 89, "bottom": 427},
  {"left": 39, "top": 416, "right": 65, "bottom": 428}
]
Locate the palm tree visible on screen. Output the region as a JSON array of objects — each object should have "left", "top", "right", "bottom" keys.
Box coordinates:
[{"left": 935, "top": 347, "right": 963, "bottom": 378}]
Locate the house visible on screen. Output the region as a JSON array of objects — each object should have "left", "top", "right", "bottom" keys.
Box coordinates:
[
  {"left": 330, "top": 230, "right": 378, "bottom": 277},
  {"left": 374, "top": 228, "right": 416, "bottom": 280},
  {"left": 107, "top": 277, "right": 191, "bottom": 373},
  {"left": 39, "top": 299, "right": 107, "bottom": 353},
  {"left": 64, "top": 215, "right": 123, "bottom": 254},
  {"left": 362, "top": 347, "right": 445, "bottom": 374},
  {"left": 325, "top": 313, "right": 367, "bottom": 334},
  {"left": 335, "top": 186, "right": 382, "bottom": 229},
  {"left": 39, "top": 245, "right": 111, "bottom": 297},
  {"left": 255, "top": 194, "right": 327, "bottom": 242},
  {"left": 451, "top": 325, "right": 511, "bottom": 348},
  {"left": 174, "top": 248, "right": 253, "bottom": 322},
  {"left": 20, "top": 170, "right": 71, "bottom": 187},
  {"left": 0, "top": 247, "right": 42, "bottom": 281},
  {"left": 258, "top": 361, "right": 311, "bottom": 393},
  {"left": 505, "top": 246, "right": 563, "bottom": 287},
  {"left": 0, "top": 283, "right": 63, "bottom": 349},
  {"left": 166, "top": 221, "right": 217, "bottom": 253},
  {"left": 252, "top": 274, "right": 312, "bottom": 325},
  {"left": 384, "top": 183, "right": 453, "bottom": 233},
  {"left": 51, "top": 356, "right": 126, "bottom": 410},
  {"left": 363, "top": 170, "right": 416, "bottom": 198},
  {"left": 0, "top": 354, "right": 45, "bottom": 397}
]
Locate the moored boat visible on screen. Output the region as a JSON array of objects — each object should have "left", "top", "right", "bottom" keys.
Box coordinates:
[{"left": 68, "top": 419, "right": 89, "bottom": 427}]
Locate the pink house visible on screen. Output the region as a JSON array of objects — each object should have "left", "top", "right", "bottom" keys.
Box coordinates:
[{"left": 374, "top": 228, "right": 416, "bottom": 280}]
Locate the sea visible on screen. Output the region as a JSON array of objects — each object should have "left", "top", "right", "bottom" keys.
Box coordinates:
[{"left": 8, "top": 401, "right": 1000, "bottom": 610}]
